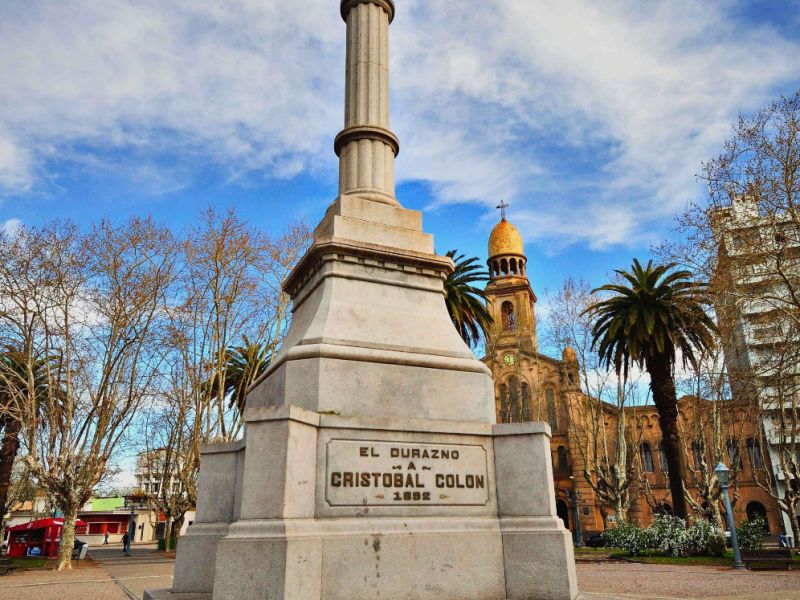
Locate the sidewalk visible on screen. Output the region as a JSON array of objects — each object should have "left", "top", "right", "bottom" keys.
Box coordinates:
[
  {"left": 577, "top": 562, "right": 800, "bottom": 599},
  {"left": 0, "top": 559, "right": 129, "bottom": 600},
  {"left": 90, "top": 543, "right": 175, "bottom": 600}
]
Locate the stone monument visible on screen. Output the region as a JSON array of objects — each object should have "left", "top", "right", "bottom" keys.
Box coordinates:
[{"left": 146, "top": 1, "right": 578, "bottom": 598}]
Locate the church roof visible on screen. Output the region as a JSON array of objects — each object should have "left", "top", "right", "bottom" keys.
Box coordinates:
[{"left": 488, "top": 219, "right": 524, "bottom": 258}]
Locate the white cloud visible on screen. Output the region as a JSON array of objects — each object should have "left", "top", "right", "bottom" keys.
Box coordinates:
[
  {"left": 392, "top": 0, "right": 800, "bottom": 248},
  {"left": 1, "top": 218, "right": 22, "bottom": 236},
  {"left": 0, "top": 0, "right": 798, "bottom": 248},
  {"left": 0, "top": 129, "right": 34, "bottom": 193}
]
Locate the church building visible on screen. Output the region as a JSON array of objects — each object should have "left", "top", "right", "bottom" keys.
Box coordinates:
[{"left": 481, "top": 209, "right": 782, "bottom": 540}]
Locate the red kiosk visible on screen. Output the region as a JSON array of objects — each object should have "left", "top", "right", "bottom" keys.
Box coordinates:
[{"left": 6, "top": 518, "right": 88, "bottom": 558}]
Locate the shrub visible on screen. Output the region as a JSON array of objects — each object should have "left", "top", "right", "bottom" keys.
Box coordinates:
[
  {"left": 648, "top": 514, "right": 689, "bottom": 556},
  {"left": 601, "top": 522, "right": 649, "bottom": 556},
  {"left": 736, "top": 517, "right": 766, "bottom": 551},
  {"left": 685, "top": 519, "right": 726, "bottom": 556}
]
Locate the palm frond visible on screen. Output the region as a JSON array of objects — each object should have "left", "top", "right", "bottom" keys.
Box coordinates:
[{"left": 444, "top": 249, "right": 493, "bottom": 348}]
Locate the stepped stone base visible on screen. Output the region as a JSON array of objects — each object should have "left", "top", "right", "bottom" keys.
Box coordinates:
[
  {"left": 155, "top": 409, "right": 577, "bottom": 600},
  {"left": 144, "top": 591, "right": 210, "bottom": 600}
]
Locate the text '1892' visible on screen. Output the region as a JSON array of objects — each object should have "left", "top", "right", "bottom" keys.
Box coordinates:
[{"left": 325, "top": 439, "right": 489, "bottom": 506}]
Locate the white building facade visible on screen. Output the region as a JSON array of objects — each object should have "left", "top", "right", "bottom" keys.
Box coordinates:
[{"left": 713, "top": 195, "right": 800, "bottom": 539}]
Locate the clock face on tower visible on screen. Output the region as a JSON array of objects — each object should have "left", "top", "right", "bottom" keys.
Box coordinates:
[{"left": 503, "top": 353, "right": 517, "bottom": 366}]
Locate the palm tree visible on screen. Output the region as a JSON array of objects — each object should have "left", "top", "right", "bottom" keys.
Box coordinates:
[
  {"left": 209, "top": 337, "right": 271, "bottom": 415},
  {"left": 587, "top": 259, "right": 716, "bottom": 519},
  {"left": 0, "top": 348, "right": 55, "bottom": 534},
  {"left": 444, "top": 249, "right": 493, "bottom": 349}
]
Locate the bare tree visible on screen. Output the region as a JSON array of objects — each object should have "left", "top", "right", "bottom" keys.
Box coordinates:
[
  {"left": 544, "top": 278, "right": 641, "bottom": 524},
  {"left": 0, "top": 218, "right": 176, "bottom": 570},
  {"left": 749, "top": 329, "right": 800, "bottom": 544},
  {"left": 672, "top": 89, "right": 800, "bottom": 542},
  {"left": 139, "top": 211, "right": 310, "bottom": 545},
  {"left": 677, "top": 349, "right": 754, "bottom": 529}
]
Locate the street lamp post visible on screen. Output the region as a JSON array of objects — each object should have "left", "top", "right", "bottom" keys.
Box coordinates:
[
  {"left": 570, "top": 490, "right": 583, "bottom": 547},
  {"left": 715, "top": 461, "right": 744, "bottom": 570},
  {"left": 566, "top": 476, "right": 583, "bottom": 547}
]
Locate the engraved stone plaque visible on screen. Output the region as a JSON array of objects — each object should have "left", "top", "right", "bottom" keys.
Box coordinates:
[{"left": 325, "top": 439, "right": 489, "bottom": 506}]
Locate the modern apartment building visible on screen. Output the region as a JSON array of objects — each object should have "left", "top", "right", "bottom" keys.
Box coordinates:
[{"left": 712, "top": 194, "right": 800, "bottom": 539}]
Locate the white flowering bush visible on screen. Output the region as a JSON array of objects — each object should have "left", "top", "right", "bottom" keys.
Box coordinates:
[
  {"left": 601, "top": 522, "right": 650, "bottom": 556},
  {"left": 602, "top": 515, "right": 728, "bottom": 557},
  {"left": 648, "top": 515, "right": 689, "bottom": 556},
  {"left": 736, "top": 517, "right": 766, "bottom": 551},
  {"left": 685, "top": 519, "right": 726, "bottom": 556}
]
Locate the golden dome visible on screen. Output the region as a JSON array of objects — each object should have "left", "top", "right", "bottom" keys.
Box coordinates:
[
  {"left": 488, "top": 219, "right": 524, "bottom": 258},
  {"left": 562, "top": 346, "right": 577, "bottom": 363}
]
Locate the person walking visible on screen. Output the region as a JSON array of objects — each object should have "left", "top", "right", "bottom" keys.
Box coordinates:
[
  {"left": 103, "top": 531, "right": 109, "bottom": 545},
  {"left": 121, "top": 532, "right": 130, "bottom": 556}
]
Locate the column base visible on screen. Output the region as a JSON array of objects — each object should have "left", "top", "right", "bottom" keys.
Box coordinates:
[
  {"left": 211, "top": 517, "right": 507, "bottom": 600},
  {"left": 172, "top": 522, "right": 230, "bottom": 594},
  {"left": 501, "top": 517, "right": 578, "bottom": 600}
]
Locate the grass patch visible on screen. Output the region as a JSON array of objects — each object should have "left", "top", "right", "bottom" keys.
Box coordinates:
[
  {"left": 8, "top": 557, "right": 52, "bottom": 570},
  {"left": 574, "top": 546, "right": 620, "bottom": 555},
  {"left": 609, "top": 549, "right": 800, "bottom": 566}
]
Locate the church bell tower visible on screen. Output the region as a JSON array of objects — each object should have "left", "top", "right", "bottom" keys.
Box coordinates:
[{"left": 485, "top": 204, "right": 538, "bottom": 359}]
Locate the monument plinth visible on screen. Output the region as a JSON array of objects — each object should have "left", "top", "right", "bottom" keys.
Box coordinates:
[{"left": 146, "top": 1, "right": 577, "bottom": 598}]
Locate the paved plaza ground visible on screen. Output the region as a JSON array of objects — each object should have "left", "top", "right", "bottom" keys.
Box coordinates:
[
  {"left": 2, "top": 547, "right": 800, "bottom": 600},
  {"left": 0, "top": 543, "right": 172, "bottom": 600},
  {"left": 576, "top": 561, "right": 800, "bottom": 599},
  {"left": 0, "top": 557, "right": 129, "bottom": 600}
]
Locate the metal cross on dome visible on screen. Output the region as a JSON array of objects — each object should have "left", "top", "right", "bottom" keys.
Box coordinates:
[{"left": 496, "top": 200, "right": 509, "bottom": 220}]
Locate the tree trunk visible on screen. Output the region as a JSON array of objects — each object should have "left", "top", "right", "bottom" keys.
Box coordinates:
[
  {"left": 0, "top": 417, "right": 21, "bottom": 538},
  {"left": 170, "top": 514, "right": 185, "bottom": 550},
  {"left": 645, "top": 354, "right": 689, "bottom": 520},
  {"left": 57, "top": 504, "right": 79, "bottom": 571},
  {"left": 787, "top": 502, "right": 800, "bottom": 549}
]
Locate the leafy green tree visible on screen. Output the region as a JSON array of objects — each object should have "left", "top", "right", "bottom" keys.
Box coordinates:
[
  {"left": 209, "top": 336, "right": 271, "bottom": 414},
  {"left": 588, "top": 259, "right": 716, "bottom": 519},
  {"left": 444, "top": 250, "right": 493, "bottom": 349},
  {"left": 0, "top": 348, "right": 56, "bottom": 537}
]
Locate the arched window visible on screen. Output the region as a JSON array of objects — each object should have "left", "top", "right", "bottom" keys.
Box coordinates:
[
  {"left": 654, "top": 502, "right": 673, "bottom": 516},
  {"left": 546, "top": 388, "right": 558, "bottom": 431},
  {"left": 501, "top": 258, "right": 509, "bottom": 275},
  {"left": 747, "top": 438, "right": 764, "bottom": 469},
  {"left": 658, "top": 444, "right": 669, "bottom": 474},
  {"left": 493, "top": 261, "right": 500, "bottom": 277},
  {"left": 557, "top": 446, "right": 570, "bottom": 474},
  {"left": 501, "top": 301, "right": 516, "bottom": 331},
  {"left": 691, "top": 441, "right": 704, "bottom": 470},
  {"left": 519, "top": 261, "right": 525, "bottom": 275},
  {"left": 499, "top": 384, "right": 509, "bottom": 423},
  {"left": 746, "top": 501, "right": 769, "bottom": 532},
  {"left": 640, "top": 443, "right": 654, "bottom": 473},
  {"left": 508, "top": 376, "right": 521, "bottom": 422},
  {"left": 726, "top": 439, "right": 743, "bottom": 469},
  {"left": 556, "top": 499, "right": 570, "bottom": 529},
  {"left": 521, "top": 382, "right": 532, "bottom": 421},
  {"left": 510, "top": 258, "right": 518, "bottom": 274}
]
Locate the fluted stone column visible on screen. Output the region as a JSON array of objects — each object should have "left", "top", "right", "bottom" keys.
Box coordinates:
[{"left": 336, "top": 0, "right": 399, "bottom": 206}]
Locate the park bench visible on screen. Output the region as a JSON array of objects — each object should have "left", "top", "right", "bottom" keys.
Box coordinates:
[{"left": 741, "top": 548, "right": 794, "bottom": 570}]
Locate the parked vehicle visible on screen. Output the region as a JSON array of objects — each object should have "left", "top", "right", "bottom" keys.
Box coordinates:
[{"left": 584, "top": 533, "right": 605, "bottom": 548}]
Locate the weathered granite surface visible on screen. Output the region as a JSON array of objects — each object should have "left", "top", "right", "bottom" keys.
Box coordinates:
[{"left": 148, "top": 1, "right": 578, "bottom": 599}]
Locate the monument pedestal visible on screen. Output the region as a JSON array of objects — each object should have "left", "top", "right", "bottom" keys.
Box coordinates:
[
  {"left": 146, "top": 2, "right": 578, "bottom": 598},
  {"left": 149, "top": 407, "right": 577, "bottom": 600}
]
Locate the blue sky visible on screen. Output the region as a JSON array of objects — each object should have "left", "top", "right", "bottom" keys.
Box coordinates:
[{"left": 2, "top": 0, "right": 800, "bottom": 304}]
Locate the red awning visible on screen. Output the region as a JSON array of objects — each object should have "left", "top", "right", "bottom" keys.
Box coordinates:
[{"left": 6, "top": 517, "right": 88, "bottom": 532}]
